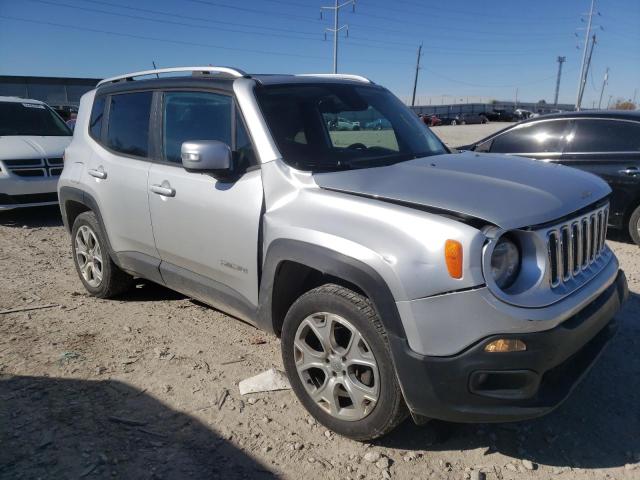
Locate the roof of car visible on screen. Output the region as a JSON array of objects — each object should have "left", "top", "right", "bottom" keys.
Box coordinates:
[
  {"left": 520, "top": 110, "right": 640, "bottom": 123},
  {"left": 95, "top": 68, "right": 375, "bottom": 95},
  {"left": 0, "top": 96, "right": 45, "bottom": 105}
]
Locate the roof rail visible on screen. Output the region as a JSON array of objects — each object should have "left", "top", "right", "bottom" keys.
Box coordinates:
[
  {"left": 296, "top": 73, "right": 372, "bottom": 83},
  {"left": 97, "top": 66, "right": 248, "bottom": 86}
]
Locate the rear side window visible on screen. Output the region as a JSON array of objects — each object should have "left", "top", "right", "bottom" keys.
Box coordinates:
[
  {"left": 568, "top": 119, "right": 640, "bottom": 152},
  {"left": 89, "top": 96, "right": 105, "bottom": 140},
  {"left": 489, "top": 120, "right": 571, "bottom": 154},
  {"left": 106, "top": 92, "right": 152, "bottom": 157},
  {"left": 162, "top": 91, "right": 232, "bottom": 163}
]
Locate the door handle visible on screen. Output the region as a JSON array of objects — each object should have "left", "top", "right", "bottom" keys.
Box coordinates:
[
  {"left": 88, "top": 167, "right": 107, "bottom": 179},
  {"left": 619, "top": 167, "right": 639, "bottom": 176},
  {"left": 150, "top": 183, "right": 176, "bottom": 197}
]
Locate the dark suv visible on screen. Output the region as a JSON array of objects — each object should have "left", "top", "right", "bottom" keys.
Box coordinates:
[{"left": 458, "top": 111, "right": 640, "bottom": 244}]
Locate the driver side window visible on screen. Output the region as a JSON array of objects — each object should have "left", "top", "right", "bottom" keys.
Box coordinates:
[{"left": 162, "top": 91, "right": 232, "bottom": 164}]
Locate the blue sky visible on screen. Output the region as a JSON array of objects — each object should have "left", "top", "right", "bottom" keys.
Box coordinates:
[{"left": 0, "top": 0, "right": 638, "bottom": 106}]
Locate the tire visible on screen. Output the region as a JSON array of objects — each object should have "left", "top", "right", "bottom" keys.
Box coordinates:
[
  {"left": 71, "top": 211, "right": 133, "bottom": 298},
  {"left": 281, "top": 284, "right": 408, "bottom": 441},
  {"left": 629, "top": 205, "right": 640, "bottom": 246},
  {"left": 451, "top": 120, "right": 457, "bottom": 126}
]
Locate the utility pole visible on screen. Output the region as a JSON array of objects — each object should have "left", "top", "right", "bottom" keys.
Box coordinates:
[
  {"left": 553, "top": 56, "right": 566, "bottom": 106},
  {"left": 607, "top": 94, "right": 613, "bottom": 109},
  {"left": 598, "top": 67, "right": 609, "bottom": 109},
  {"left": 576, "top": 0, "right": 596, "bottom": 110},
  {"left": 633, "top": 88, "right": 638, "bottom": 105},
  {"left": 321, "top": 0, "right": 355, "bottom": 74},
  {"left": 411, "top": 43, "right": 423, "bottom": 107},
  {"left": 577, "top": 34, "right": 596, "bottom": 110}
]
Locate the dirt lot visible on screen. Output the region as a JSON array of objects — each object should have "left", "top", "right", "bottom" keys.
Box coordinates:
[{"left": 1, "top": 124, "right": 639, "bottom": 479}]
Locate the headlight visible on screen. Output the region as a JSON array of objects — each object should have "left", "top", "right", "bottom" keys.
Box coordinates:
[{"left": 490, "top": 237, "right": 521, "bottom": 289}]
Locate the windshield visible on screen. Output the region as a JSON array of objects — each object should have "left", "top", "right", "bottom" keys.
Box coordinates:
[
  {"left": 0, "top": 101, "right": 72, "bottom": 136},
  {"left": 256, "top": 83, "right": 447, "bottom": 171}
]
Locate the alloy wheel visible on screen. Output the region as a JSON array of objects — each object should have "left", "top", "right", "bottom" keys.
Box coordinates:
[
  {"left": 75, "top": 225, "right": 103, "bottom": 288},
  {"left": 293, "top": 312, "right": 380, "bottom": 421}
]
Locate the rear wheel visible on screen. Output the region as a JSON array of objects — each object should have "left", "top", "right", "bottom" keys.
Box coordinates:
[
  {"left": 629, "top": 205, "right": 640, "bottom": 245},
  {"left": 451, "top": 120, "right": 457, "bottom": 126},
  {"left": 281, "top": 284, "right": 408, "bottom": 441},
  {"left": 71, "top": 211, "right": 133, "bottom": 298}
]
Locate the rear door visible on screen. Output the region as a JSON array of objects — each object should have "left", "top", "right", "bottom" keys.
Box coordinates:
[
  {"left": 86, "top": 91, "right": 159, "bottom": 268},
  {"left": 147, "top": 90, "right": 263, "bottom": 320},
  {"left": 561, "top": 118, "right": 640, "bottom": 228}
]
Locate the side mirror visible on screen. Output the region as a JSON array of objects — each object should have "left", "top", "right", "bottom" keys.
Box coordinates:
[{"left": 181, "top": 140, "right": 233, "bottom": 175}]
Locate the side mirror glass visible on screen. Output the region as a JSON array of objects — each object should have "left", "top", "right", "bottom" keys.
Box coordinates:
[{"left": 181, "top": 140, "right": 233, "bottom": 174}]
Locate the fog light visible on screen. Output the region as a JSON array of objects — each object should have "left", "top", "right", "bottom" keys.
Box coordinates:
[{"left": 484, "top": 339, "right": 526, "bottom": 353}]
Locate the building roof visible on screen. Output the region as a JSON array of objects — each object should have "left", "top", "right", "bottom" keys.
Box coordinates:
[{"left": 0, "top": 95, "right": 45, "bottom": 104}]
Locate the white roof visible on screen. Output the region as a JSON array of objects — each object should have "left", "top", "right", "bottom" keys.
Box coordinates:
[{"left": 0, "top": 96, "right": 45, "bottom": 105}]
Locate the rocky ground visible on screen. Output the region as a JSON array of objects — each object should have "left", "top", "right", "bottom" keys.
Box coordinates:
[{"left": 1, "top": 124, "right": 638, "bottom": 479}]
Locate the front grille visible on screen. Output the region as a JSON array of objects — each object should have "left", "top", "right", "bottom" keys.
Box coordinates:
[
  {"left": 2, "top": 158, "right": 63, "bottom": 177},
  {"left": 0, "top": 192, "right": 58, "bottom": 205},
  {"left": 12, "top": 168, "right": 46, "bottom": 177},
  {"left": 547, "top": 205, "right": 609, "bottom": 288}
]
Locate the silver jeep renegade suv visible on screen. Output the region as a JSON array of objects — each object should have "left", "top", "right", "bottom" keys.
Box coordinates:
[{"left": 59, "top": 67, "right": 628, "bottom": 440}]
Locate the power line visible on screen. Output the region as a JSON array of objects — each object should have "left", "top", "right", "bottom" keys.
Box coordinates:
[
  {"left": 598, "top": 67, "right": 609, "bottom": 109},
  {"left": 320, "top": 0, "right": 356, "bottom": 73},
  {"left": 554, "top": 56, "right": 566, "bottom": 106},
  {"left": 576, "top": 0, "right": 597, "bottom": 110},
  {"left": 411, "top": 43, "right": 422, "bottom": 107},
  {"left": 0, "top": 15, "right": 328, "bottom": 61},
  {"left": 577, "top": 33, "right": 597, "bottom": 109}
]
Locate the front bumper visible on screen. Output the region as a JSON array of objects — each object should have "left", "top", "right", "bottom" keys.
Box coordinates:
[
  {"left": 390, "top": 270, "right": 628, "bottom": 423},
  {"left": 0, "top": 175, "right": 59, "bottom": 210}
]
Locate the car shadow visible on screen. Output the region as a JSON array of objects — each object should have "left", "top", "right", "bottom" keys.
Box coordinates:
[
  {"left": 376, "top": 291, "right": 640, "bottom": 470},
  {"left": 0, "top": 205, "right": 63, "bottom": 228},
  {"left": 121, "top": 280, "right": 188, "bottom": 302},
  {"left": 0, "top": 375, "right": 276, "bottom": 479}
]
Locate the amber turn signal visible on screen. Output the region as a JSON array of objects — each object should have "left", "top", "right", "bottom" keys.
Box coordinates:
[
  {"left": 445, "top": 239, "right": 463, "bottom": 279},
  {"left": 484, "top": 339, "right": 527, "bottom": 353}
]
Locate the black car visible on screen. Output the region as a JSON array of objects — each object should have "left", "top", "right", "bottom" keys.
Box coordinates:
[
  {"left": 458, "top": 111, "right": 640, "bottom": 244},
  {"left": 443, "top": 112, "right": 488, "bottom": 126},
  {"left": 485, "top": 109, "right": 515, "bottom": 122}
]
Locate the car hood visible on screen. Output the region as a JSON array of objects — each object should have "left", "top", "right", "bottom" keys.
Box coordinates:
[
  {"left": 0, "top": 136, "right": 71, "bottom": 160},
  {"left": 313, "top": 151, "right": 611, "bottom": 230}
]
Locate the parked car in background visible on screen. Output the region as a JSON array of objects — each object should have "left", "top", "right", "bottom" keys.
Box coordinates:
[
  {"left": 50, "top": 104, "right": 79, "bottom": 122},
  {"left": 485, "top": 109, "right": 515, "bottom": 122},
  {"left": 443, "top": 112, "right": 488, "bottom": 126},
  {"left": 327, "top": 116, "right": 360, "bottom": 131},
  {"left": 66, "top": 118, "right": 77, "bottom": 132},
  {"left": 0, "top": 96, "right": 72, "bottom": 210},
  {"left": 457, "top": 111, "right": 640, "bottom": 244},
  {"left": 365, "top": 118, "right": 392, "bottom": 130},
  {"left": 59, "top": 66, "right": 627, "bottom": 440},
  {"left": 513, "top": 108, "right": 533, "bottom": 120}
]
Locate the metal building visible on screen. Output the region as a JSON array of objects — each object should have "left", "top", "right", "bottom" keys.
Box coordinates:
[{"left": 0, "top": 75, "right": 100, "bottom": 106}]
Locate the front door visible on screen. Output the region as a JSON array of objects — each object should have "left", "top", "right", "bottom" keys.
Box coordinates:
[{"left": 147, "top": 90, "right": 263, "bottom": 320}]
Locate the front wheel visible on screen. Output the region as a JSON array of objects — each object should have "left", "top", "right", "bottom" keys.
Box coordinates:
[
  {"left": 628, "top": 205, "right": 640, "bottom": 245},
  {"left": 451, "top": 120, "right": 457, "bottom": 126},
  {"left": 281, "top": 284, "right": 408, "bottom": 441}
]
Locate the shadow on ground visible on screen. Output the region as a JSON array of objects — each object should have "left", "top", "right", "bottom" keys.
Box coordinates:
[
  {"left": 0, "top": 375, "right": 276, "bottom": 479},
  {"left": 0, "top": 205, "right": 63, "bottom": 228},
  {"left": 377, "top": 292, "right": 640, "bottom": 470}
]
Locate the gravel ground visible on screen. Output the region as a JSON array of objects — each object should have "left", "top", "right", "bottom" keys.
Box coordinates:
[{"left": 1, "top": 123, "right": 638, "bottom": 479}]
